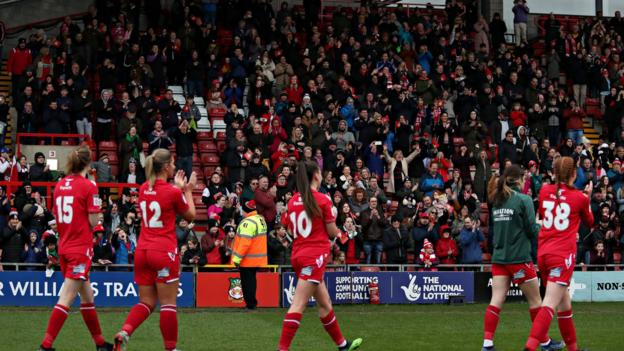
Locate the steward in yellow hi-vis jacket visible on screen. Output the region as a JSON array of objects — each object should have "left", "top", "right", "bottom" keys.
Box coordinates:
[{"left": 231, "top": 199, "right": 268, "bottom": 310}]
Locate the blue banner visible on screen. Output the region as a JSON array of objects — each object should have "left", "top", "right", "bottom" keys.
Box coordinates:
[
  {"left": 388, "top": 271, "right": 474, "bottom": 304},
  {"left": 0, "top": 271, "right": 194, "bottom": 307},
  {"left": 569, "top": 272, "right": 592, "bottom": 302},
  {"left": 282, "top": 271, "right": 474, "bottom": 306}
]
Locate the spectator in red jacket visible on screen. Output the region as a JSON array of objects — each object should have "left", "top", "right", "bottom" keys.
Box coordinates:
[
  {"left": 254, "top": 175, "right": 277, "bottom": 231},
  {"left": 201, "top": 225, "right": 226, "bottom": 264},
  {"left": 563, "top": 99, "right": 586, "bottom": 145},
  {"left": 7, "top": 38, "right": 32, "bottom": 98},
  {"left": 284, "top": 75, "right": 303, "bottom": 106},
  {"left": 435, "top": 225, "right": 459, "bottom": 265},
  {"left": 509, "top": 102, "right": 527, "bottom": 128}
]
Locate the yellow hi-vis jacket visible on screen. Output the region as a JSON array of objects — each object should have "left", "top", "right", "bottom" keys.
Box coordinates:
[{"left": 231, "top": 211, "right": 268, "bottom": 267}]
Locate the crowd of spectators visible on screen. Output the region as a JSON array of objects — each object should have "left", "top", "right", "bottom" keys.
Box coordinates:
[{"left": 1, "top": 0, "right": 624, "bottom": 271}]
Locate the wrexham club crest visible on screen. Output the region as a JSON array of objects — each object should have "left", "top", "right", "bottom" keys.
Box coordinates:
[{"left": 228, "top": 278, "right": 244, "bottom": 302}]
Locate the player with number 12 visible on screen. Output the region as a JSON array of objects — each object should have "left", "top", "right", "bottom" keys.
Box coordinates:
[
  {"left": 114, "top": 149, "right": 196, "bottom": 351},
  {"left": 524, "top": 156, "right": 594, "bottom": 351},
  {"left": 277, "top": 161, "right": 362, "bottom": 351}
]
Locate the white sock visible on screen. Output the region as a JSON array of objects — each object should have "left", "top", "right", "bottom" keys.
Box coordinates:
[
  {"left": 541, "top": 339, "right": 551, "bottom": 347},
  {"left": 483, "top": 339, "right": 494, "bottom": 347},
  {"left": 338, "top": 340, "right": 347, "bottom": 348}
]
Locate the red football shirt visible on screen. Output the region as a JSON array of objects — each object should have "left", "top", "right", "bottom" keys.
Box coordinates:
[
  {"left": 53, "top": 174, "right": 101, "bottom": 255},
  {"left": 285, "top": 189, "right": 337, "bottom": 257},
  {"left": 537, "top": 183, "right": 594, "bottom": 258},
  {"left": 137, "top": 179, "right": 189, "bottom": 252}
]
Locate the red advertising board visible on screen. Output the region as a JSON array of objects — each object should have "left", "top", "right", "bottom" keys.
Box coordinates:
[{"left": 196, "top": 272, "right": 280, "bottom": 307}]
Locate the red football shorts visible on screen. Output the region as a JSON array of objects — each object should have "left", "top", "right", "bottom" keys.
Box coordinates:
[
  {"left": 60, "top": 253, "right": 93, "bottom": 281},
  {"left": 492, "top": 262, "right": 538, "bottom": 285},
  {"left": 291, "top": 253, "right": 328, "bottom": 284},
  {"left": 134, "top": 249, "right": 180, "bottom": 285},
  {"left": 538, "top": 253, "right": 576, "bottom": 287}
]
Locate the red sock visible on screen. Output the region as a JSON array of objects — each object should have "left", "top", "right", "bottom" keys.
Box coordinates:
[
  {"left": 320, "top": 309, "right": 347, "bottom": 347},
  {"left": 525, "top": 306, "right": 555, "bottom": 351},
  {"left": 80, "top": 303, "right": 106, "bottom": 346},
  {"left": 557, "top": 310, "right": 577, "bottom": 351},
  {"left": 530, "top": 307, "right": 551, "bottom": 344},
  {"left": 122, "top": 302, "right": 153, "bottom": 335},
  {"left": 159, "top": 304, "right": 178, "bottom": 350},
  {"left": 483, "top": 305, "right": 501, "bottom": 341},
  {"left": 278, "top": 312, "right": 302, "bottom": 351},
  {"left": 41, "top": 304, "right": 70, "bottom": 348}
]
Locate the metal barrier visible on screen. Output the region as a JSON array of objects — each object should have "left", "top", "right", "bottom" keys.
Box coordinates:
[{"left": 2, "top": 262, "right": 620, "bottom": 272}]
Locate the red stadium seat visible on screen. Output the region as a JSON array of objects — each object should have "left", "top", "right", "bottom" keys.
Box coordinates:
[
  {"left": 99, "top": 141, "right": 117, "bottom": 152},
  {"left": 215, "top": 131, "right": 226, "bottom": 141},
  {"left": 216, "top": 141, "right": 227, "bottom": 153},
  {"left": 199, "top": 141, "right": 217, "bottom": 154},
  {"left": 201, "top": 154, "right": 220, "bottom": 166},
  {"left": 197, "top": 131, "right": 213, "bottom": 141},
  {"left": 208, "top": 107, "right": 227, "bottom": 119}
]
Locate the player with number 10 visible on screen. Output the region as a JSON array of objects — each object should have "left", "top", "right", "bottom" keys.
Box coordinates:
[
  {"left": 114, "top": 149, "right": 196, "bottom": 351},
  {"left": 277, "top": 161, "right": 362, "bottom": 351},
  {"left": 39, "top": 146, "right": 113, "bottom": 351},
  {"left": 524, "top": 156, "right": 594, "bottom": 351}
]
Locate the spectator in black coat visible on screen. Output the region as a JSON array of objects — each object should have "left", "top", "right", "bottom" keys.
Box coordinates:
[
  {"left": 158, "top": 89, "right": 182, "bottom": 133},
  {"left": 0, "top": 211, "right": 27, "bottom": 264},
  {"left": 170, "top": 119, "right": 197, "bottom": 178},
  {"left": 360, "top": 197, "right": 386, "bottom": 264},
  {"left": 383, "top": 216, "right": 410, "bottom": 264},
  {"left": 43, "top": 100, "right": 69, "bottom": 134},
  {"left": 498, "top": 131, "right": 518, "bottom": 167}
]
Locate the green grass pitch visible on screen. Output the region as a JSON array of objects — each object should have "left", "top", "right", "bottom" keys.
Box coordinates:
[{"left": 2, "top": 303, "right": 622, "bottom": 350}]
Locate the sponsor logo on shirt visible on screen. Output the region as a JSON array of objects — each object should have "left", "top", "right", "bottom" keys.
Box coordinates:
[{"left": 92, "top": 195, "right": 102, "bottom": 207}]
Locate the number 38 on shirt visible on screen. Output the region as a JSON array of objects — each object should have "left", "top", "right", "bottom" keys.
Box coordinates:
[{"left": 542, "top": 200, "right": 570, "bottom": 231}]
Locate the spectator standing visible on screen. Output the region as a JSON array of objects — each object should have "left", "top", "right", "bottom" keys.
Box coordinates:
[
  {"left": 411, "top": 212, "right": 439, "bottom": 258},
  {"left": 512, "top": 0, "right": 530, "bottom": 45},
  {"left": 267, "top": 224, "right": 291, "bottom": 265},
  {"left": 93, "top": 89, "right": 115, "bottom": 143},
  {"left": 459, "top": 217, "right": 485, "bottom": 264},
  {"left": 382, "top": 216, "right": 410, "bottom": 264},
  {"left": 119, "top": 126, "right": 143, "bottom": 178},
  {"left": 92, "top": 224, "right": 113, "bottom": 266},
  {"left": 435, "top": 226, "right": 458, "bottom": 265},
  {"left": 112, "top": 228, "right": 135, "bottom": 266},
  {"left": 360, "top": 197, "right": 386, "bottom": 264},
  {"left": 1, "top": 210, "right": 26, "bottom": 264},
  {"left": 382, "top": 143, "right": 420, "bottom": 194},
  {"left": 563, "top": 100, "right": 586, "bottom": 146},
  {"left": 254, "top": 175, "right": 277, "bottom": 231},
  {"left": 182, "top": 238, "right": 207, "bottom": 266},
  {"left": 489, "top": 13, "right": 507, "bottom": 50},
  {"left": 7, "top": 38, "right": 32, "bottom": 99},
  {"left": 419, "top": 162, "right": 445, "bottom": 197},
  {"left": 170, "top": 120, "right": 197, "bottom": 178},
  {"left": 148, "top": 121, "right": 172, "bottom": 154}
]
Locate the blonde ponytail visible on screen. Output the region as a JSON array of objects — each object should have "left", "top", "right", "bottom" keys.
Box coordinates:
[{"left": 145, "top": 148, "right": 172, "bottom": 189}]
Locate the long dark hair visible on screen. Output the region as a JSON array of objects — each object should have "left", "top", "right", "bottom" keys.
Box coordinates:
[
  {"left": 490, "top": 164, "right": 523, "bottom": 206},
  {"left": 296, "top": 161, "right": 321, "bottom": 219}
]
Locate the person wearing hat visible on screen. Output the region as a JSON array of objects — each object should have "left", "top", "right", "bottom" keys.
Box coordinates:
[
  {"left": 410, "top": 211, "right": 438, "bottom": 258},
  {"left": 418, "top": 238, "right": 438, "bottom": 271},
  {"left": 1, "top": 209, "right": 26, "bottom": 264},
  {"left": 117, "top": 104, "right": 143, "bottom": 140},
  {"left": 7, "top": 37, "right": 32, "bottom": 99},
  {"left": 29, "top": 151, "right": 52, "bottom": 195},
  {"left": 93, "top": 224, "right": 113, "bottom": 266},
  {"left": 231, "top": 199, "right": 268, "bottom": 310},
  {"left": 382, "top": 215, "right": 410, "bottom": 264}
]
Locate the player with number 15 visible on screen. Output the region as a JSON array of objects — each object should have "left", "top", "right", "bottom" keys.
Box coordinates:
[
  {"left": 39, "top": 146, "right": 113, "bottom": 351},
  {"left": 114, "top": 148, "right": 196, "bottom": 351},
  {"left": 524, "top": 156, "right": 594, "bottom": 351}
]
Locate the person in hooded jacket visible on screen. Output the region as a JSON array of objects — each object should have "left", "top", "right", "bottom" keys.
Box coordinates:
[
  {"left": 411, "top": 211, "right": 439, "bottom": 258},
  {"left": 382, "top": 215, "right": 410, "bottom": 264},
  {"left": 435, "top": 225, "right": 459, "bottom": 265}
]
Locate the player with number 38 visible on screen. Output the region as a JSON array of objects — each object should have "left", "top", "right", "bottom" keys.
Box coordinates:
[{"left": 523, "top": 156, "right": 594, "bottom": 351}]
